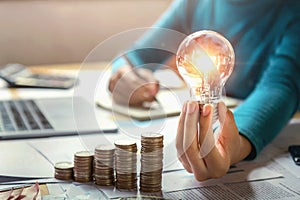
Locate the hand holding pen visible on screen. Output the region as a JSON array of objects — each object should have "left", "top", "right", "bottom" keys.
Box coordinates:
[{"left": 108, "top": 57, "right": 159, "bottom": 107}]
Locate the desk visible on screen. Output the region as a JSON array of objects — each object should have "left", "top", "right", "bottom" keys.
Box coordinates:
[{"left": 1, "top": 63, "right": 300, "bottom": 199}]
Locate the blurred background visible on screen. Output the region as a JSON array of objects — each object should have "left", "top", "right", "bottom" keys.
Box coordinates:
[{"left": 0, "top": 0, "right": 172, "bottom": 67}]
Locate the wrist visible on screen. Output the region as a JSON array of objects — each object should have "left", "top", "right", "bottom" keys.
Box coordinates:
[
  {"left": 238, "top": 134, "right": 253, "bottom": 161},
  {"left": 231, "top": 134, "right": 253, "bottom": 164}
]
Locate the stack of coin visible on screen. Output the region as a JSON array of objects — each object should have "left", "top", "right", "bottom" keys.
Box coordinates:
[
  {"left": 140, "top": 133, "right": 164, "bottom": 193},
  {"left": 54, "top": 161, "right": 74, "bottom": 180},
  {"left": 73, "top": 151, "right": 94, "bottom": 182},
  {"left": 114, "top": 140, "right": 138, "bottom": 190},
  {"left": 94, "top": 145, "right": 115, "bottom": 186}
]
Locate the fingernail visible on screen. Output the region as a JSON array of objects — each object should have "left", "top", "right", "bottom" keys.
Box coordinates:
[
  {"left": 202, "top": 105, "right": 211, "bottom": 117},
  {"left": 187, "top": 102, "right": 196, "bottom": 113}
]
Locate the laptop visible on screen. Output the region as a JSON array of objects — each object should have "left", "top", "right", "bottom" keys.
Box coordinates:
[{"left": 0, "top": 97, "right": 118, "bottom": 139}]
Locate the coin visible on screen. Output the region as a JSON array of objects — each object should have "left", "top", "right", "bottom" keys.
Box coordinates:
[
  {"left": 140, "top": 133, "right": 164, "bottom": 193},
  {"left": 55, "top": 161, "right": 73, "bottom": 169},
  {"left": 93, "top": 145, "right": 115, "bottom": 186},
  {"left": 75, "top": 151, "right": 93, "bottom": 158},
  {"left": 54, "top": 161, "right": 74, "bottom": 181},
  {"left": 115, "top": 140, "right": 137, "bottom": 190},
  {"left": 73, "top": 151, "right": 93, "bottom": 183}
]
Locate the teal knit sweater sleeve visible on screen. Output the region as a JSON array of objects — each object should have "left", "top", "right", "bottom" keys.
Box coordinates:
[{"left": 233, "top": 17, "right": 300, "bottom": 158}]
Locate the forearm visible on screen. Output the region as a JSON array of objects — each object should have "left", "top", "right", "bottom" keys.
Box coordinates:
[
  {"left": 233, "top": 17, "right": 300, "bottom": 159},
  {"left": 234, "top": 82, "right": 299, "bottom": 159}
]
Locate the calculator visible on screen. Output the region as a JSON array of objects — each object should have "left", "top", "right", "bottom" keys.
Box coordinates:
[{"left": 0, "top": 63, "right": 77, "bottom": 89}]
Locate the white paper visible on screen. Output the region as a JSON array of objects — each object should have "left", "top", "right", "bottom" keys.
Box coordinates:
[
  {"left": 0, "top": 88, "right": 12, "bottom": 100},
  {"left": 253, "top": 122, "right": 300, "bottom": 178},
  {"left": 162, "top": 164, "right": 282, "bottom": 192},
  {"left": 0, "top": 78, "right": 9, "bottom": 89},
  {"left": 97, "top": 185, "right": 138, "bottom": 199},
  {"left": 0, "top": 178, "right": 62, "bottom": 186},
  {"left": 162, "top": 170, "right": 219, "bottom": 193},
  {"left": 28, "top": 137, "right": 87, "bottom": 165},
  {"left": 163, "top": 171, "right": 300, "bottom": 200},
  {"left": 274, "top": 153, "right": 300, "bottom": 178},
  {"left": 153, "top": 69, "right": 185, "bottom": 89},
  {"left": 0, "top": 141, "right": 53, "bottom": 178},
  {"left": 16, "top": 88, "right": 74, "bottom": 100},
  {"left": 44, "top": 183, "right": 106, "bottom": 200}
]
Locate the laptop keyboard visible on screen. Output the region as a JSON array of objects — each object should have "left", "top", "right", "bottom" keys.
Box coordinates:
[{"left": 0, "top": 100, "right": 53, "bottom": 132}]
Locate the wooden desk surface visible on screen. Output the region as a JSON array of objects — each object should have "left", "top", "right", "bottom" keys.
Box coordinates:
[
  {"left": 29, "top": 62, "right": 109, "bottom": 73},
  {"left": 294, "top": 112, "right": 300, "bottom": 119}
]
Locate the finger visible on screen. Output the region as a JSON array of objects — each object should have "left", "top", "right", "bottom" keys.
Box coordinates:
[
  {"left": 218, "top": 101, "right": 228, "bottom": 126},
  {"left": 220, "top": 102, "right": 237, "bottom": 132},
  {"left": 112, "top": 83, "right": 150, "bottom": 106},
  {"left": 217, "top": 101, "right": 240, "bottom": 160},
  {"left": 198, "top": 104, "right": 227, "bottom": 178},
  {"left": 124, "top": 70, "right": 158, "bottom": 103},
  {"left": 113, "top": 86, "right": 155, "bottom": 106},
  {"left": 111, "top": 70, "right": 154, "bottom": 106},
  {"left": 203, "top": 142, "right": 229, "bottom": 178},
  {"left": 217, "top": 101, "right": 238, "bottom": 144},
  {"left": 200, "top": 103, "right": 231, "bottom": 178},
  {"left": 108, "top": 72, "right": 119, "bottom": 92},
  {"left": 176, "top": 101, "right": 192, "bottom": 173},
  {"left": 130, "top": 87, "right": 155, "bottom": 105},
  {"left": 110, "top": 74, "right": 134, "bottom": 105},
  {"left": 109, "top": 67, "right": 129, "bottom": 92},
  {"left": 110, "top": 66, "right": 136, "bottom": 101},
  {"left": 198, "top": 104, "right": 213, "bottom": 145},
  {"left": 146, "top": 82, "right": 160, "bottom": 97},
  {"left": 198, "top": 104, "right": 217, "bottom": 159},
  {"left": 135, "top": 68, "right": 159, "bottom": 96},
  {"left": 183, "top": 101, "right": 209, "bottom": 180}
]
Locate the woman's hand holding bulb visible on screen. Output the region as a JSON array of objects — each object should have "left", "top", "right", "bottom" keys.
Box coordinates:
[{"left": 176, "top": 101, "right": 252, "bottom": 181}]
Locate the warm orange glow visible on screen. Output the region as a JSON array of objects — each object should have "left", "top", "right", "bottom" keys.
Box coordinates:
[{"left": 177, "top": 30, "right": 235, "bottom": 92}]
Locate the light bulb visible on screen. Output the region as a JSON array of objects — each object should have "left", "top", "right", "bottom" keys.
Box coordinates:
[{"left": 176, "top": 30, "right": 235, "bottom": 128}]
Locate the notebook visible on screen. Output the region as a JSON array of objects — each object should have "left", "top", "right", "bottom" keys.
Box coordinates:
[
  {"left": 96, "top": 90, "right": 187, "bottom": 121},
  {"left": 96, "top": 89, "right": 241, "bottom": 121},
  {"left": 0, "top": 97, "right": 117, "bottom": 139}
]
